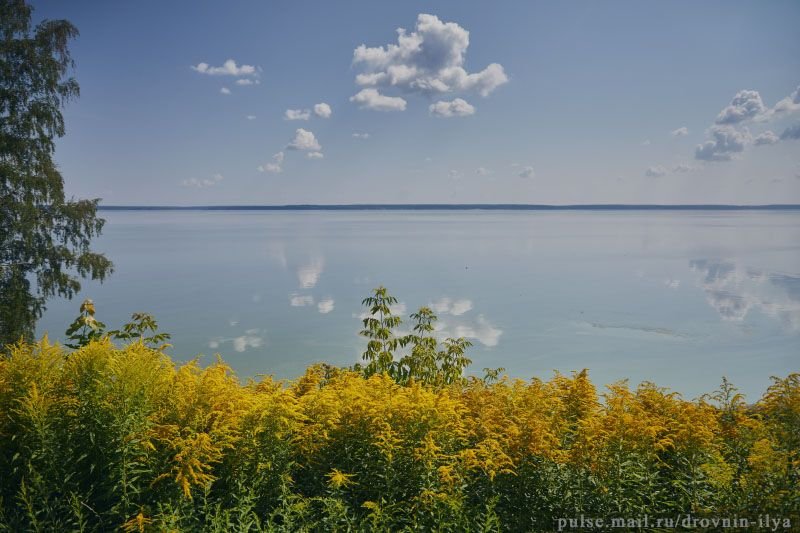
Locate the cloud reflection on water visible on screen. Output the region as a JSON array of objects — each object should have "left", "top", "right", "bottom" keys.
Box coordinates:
[{"left": 690, "top": 259, "right": 800, "bottom": 332}]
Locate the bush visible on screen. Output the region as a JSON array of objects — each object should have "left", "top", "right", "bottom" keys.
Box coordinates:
[{"left": 0, "top": 339, "right": 797, "bottom": 531}]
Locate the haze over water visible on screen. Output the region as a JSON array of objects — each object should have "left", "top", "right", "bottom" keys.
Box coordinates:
[{"left": 37, "top": 209, "right": 800, "bottom": 400}]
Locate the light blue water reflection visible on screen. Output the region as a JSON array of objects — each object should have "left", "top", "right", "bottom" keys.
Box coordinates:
[{"left": 36, "top": 210, "right": 800, "bottom": 400}]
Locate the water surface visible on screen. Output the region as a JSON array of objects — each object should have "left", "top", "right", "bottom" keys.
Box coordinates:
[{"left": 37, "top": 210, "right": 800, "bottom": 400}]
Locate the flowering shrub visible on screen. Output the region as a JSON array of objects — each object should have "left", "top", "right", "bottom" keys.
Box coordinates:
[{"left": 0, "top": 338, "right": 797, "bottom": 531}]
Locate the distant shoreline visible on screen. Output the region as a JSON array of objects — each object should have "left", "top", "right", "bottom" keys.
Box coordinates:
[{"left": 98, "top": 204, "right": 800, "bottom": 211}]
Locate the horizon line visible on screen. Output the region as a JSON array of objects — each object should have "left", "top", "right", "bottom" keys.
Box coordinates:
[{"left": 98, "top": 203, "right": 800, "bottom": 211}]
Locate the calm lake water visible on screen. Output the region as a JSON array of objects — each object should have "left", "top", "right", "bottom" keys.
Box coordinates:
[{"left": 36, "top": 209, "right": 799, "bottom": 400}]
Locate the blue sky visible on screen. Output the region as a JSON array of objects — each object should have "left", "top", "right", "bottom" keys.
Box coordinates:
[{"left": 31, "top": 0, "right": 800, "bottom": 205}]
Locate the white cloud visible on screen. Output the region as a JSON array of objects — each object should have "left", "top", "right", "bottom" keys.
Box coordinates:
[
  {"left": 220, "top": 87, "right": 231, "bottom": 95},
  {"left": 285, "top": 109, "right": 311, "bottom": 121},
  {"left": 258, "top": 152, "right": 284, "bottom": 174},
  {"left": 235, "top": 78, "right": 259, "bottom": 86},
  {"left": 191, "top": 59, "right": 258, "bottom": 77},
  {"left": 754, "top": 130, "right": 779, "bottom": 146},
  {"left": 672, "top": 163, "right": 693, "bottom": 173},
  {"left": 475, "top": 167, "right": 492, "bottom": 176},
  {"left": 715, "top": 90, "right": 766, "bottom": 125},
  {"left": 664, "top": 279, "right": 681, "bottom": 289},
  {"left": 246, "top": 115, "right": 256, "bottom": 120},
  {"left": 519, "top": 166, "right": 535, "bottom": 178},
  {"left": 182, "top": 173, "right": 224, "bottom": 188},
  {"left": 313, "top": 102, "right": 332, "bottom": 118},
  {"left": 640, "top": 140, "right": 651, "bottom": 146},
  {"left": 290, "top": 294, "right": 314, "bottom": 307},
  {"left": 297, "top": 257, "right": 324, "bottom": 288},
  {"left": 352, "top": 132, "right": 371, "bottom": 139},
  {"left": 429, "top": 98, "right": 475, "bottom": 117},
  {"left": 694, "top": 126, "right": 751, "bottom": 161},
  {"left": 317, "top": 298, "right": 335, "bottom": 314},
  {"left": 671, "top": 127, "right": 689, "bottom": 137},
  {"left": 448, "top": 169, "right": 462, "bottom": 179},
  {"left": 780, "top": 123, "right": 800, "bottom": 141},
  {"left": 306, "top": 151, "right": 324, "bottom": 159},
  {"left": 352, "top": 14, "right": 508, "bottom": 108},
  {"left": 645, "top": 165, "right": 668, "bottom": 178},
  {"left": 350, "top": 88, "right": 407, "bottom": 111},
  {"left": 287, "top": 129, "right": 321, "bottom": 151},
  {"left": 770, "top": 85, "right": 800, "bottom": 117}
]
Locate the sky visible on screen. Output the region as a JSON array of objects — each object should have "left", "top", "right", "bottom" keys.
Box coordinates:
[{"left": 30, "top": 0, "right": 800, "bottom": 205}]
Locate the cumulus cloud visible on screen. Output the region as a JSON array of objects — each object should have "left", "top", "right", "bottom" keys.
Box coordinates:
[
  {"left": 258, "top": 152, "right": 284, "bottom": 173},
  {"left": 640, "top": 140, "right": 651, "bottom": 146},
  {"left": 771, "top": 85, "right": 800, "bottom": 116},
  {"left": 182, "top": 173, "right": 224, "bottom": 188},
  {"left": 475, "top": 167, "right": 492, "bottom": 176},
  {"left": 672, "top": 163, "right": 693, "bottom": 173},
  {"left": 313, "top": 102, "right": 332, "bottom": 118},
  {"left": 317, "top": 298, "right": 335, "bottom": 314},
  {"left": 671, "top": 127, "right": 689, "bottom": 137},
  {"left": 645, "top": 165, "right": 668, "bottom": 178},
  {"left": 220, "top": 87, "right": 231, "bottom": 95},
  {"left": 780, "top": 123, "right": 800, "bottom": 140},
  {"left": 694, "top": 126, "right": 750, "bottom": 161},
  {"left": 285, "top": 109, "right": 311, "bottom": 121},
  {"left": 429, "top": 98, "right": 475, "bottom": 117},
  {"left": 754, "top": 130, "right": 780, "bottom": 146},
  {"left": 351, "top": 13, "right": 508, "bottom": 112},
  {"left": 245, "top": 115, "right": 256, "bottom": 120},
  {"left": 519, "top": 166, "right": 535, "bottom": 178},
  {"left": 352, "top": 132, "right": 371, "bottom": 139},
  {"left": 192, "top": 59, "right": 258, "bottom": 77},
  {"left": 287, "top": 129, "right": 321, "bottom": 151},
  {"left": 715, "top": 90, "right": 766, "bottom": 124},
  {"left": 290, "top": 294, "right": 314, "bottom": 307},
  {"left": 235, "top": 78, "right": 259, "bottom": 86},
  {"left": 350, "top": 88, "right": 407, "bottom": 111},
  {"left": 306, "top": 151, "right": 324, "bottom": 159}
]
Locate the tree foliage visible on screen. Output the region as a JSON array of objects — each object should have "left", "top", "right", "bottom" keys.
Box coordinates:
[
  {"left": 358, "top": 286, "right": 485, "bottom": 386},
  {"left": 0, "top": 0, "right": 112, "bottom": 347},
  {"left": 64, "top": 298, "right": 171, "bottom": 351}
]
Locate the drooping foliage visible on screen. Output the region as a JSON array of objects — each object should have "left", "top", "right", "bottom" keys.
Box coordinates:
[
  {"left": 0, "top": 0, "right": 112, "bottom": 347},
  {"left": 0, "top": 338, "right": 797, "bottom": 531}
]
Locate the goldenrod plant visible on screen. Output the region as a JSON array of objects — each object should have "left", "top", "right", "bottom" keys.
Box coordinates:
[{"left": 0, "top": 290, "right": 798, "bottom": 530}]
